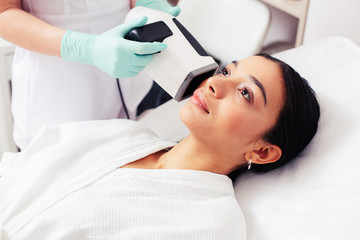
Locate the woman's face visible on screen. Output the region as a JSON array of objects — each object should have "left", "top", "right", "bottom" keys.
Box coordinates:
[{"left": 180, "top": 56, "right": 285, "bottom": 162}]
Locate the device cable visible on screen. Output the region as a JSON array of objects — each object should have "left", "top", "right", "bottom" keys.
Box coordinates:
[{"left": 116, "top": 78, "right": 130, "bottom": 119}]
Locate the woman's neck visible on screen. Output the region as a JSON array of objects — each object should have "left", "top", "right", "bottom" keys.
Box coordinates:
[{"left": 122, "top": 135, "right": 235, "bottom": 175}]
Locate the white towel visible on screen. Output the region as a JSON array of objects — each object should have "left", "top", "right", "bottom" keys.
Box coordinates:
[{"left": 0, "top": 119, "right": 245, "bottom": 239}]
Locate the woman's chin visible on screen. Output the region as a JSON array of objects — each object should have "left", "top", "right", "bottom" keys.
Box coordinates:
[
  {"left": 179, "top": 101, "right": 201, "bottom": 131},
  {"left": 179, "top": 102, "right": 190, "bottom": 126},
  {"left": 179, "top": 101, "right": 209, "bottom": 136}
]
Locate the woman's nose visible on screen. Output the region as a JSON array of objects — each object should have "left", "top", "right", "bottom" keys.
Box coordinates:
[{"left": 206, "top": 76, "right": 224, "bottom": 99}]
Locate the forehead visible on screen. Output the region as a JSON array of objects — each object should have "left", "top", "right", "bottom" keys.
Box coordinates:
[
  {"left": 233, "top": 56, "right": 283, "bottom": 86},
  {"left": 234, "top": 56, "right": 281, "bottom": 78}
]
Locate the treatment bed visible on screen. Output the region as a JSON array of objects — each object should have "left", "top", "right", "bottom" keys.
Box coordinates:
[{"left": 0, "top": 36, "right": 359, "bottom": 239}]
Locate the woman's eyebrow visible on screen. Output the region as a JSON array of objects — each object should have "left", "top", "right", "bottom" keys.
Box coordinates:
[
  {"left": 231, "top": 60, "right": 238, "bottom": 67},
  {"left": 231, "top": 60, "right": 267, "bottom": 105},
  {"left": 248, "top": 75, "right": 267, "bottom": 105}
]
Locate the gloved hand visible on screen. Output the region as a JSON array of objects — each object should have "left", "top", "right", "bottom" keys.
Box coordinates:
[
  {"left": 61, "top": 16, "right": 167, "bottom": 78},
  {"left": 136, "top": 0, "right": 181, "bottom": 16}
]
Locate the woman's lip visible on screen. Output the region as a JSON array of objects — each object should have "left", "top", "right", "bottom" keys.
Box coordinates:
[{"left": 191, "top": 89, "right": 209, "bottom": 114}]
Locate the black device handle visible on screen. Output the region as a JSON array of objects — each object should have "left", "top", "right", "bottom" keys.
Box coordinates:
[{"left": 124, "top": 21, "right": 173, "bottom": 43}]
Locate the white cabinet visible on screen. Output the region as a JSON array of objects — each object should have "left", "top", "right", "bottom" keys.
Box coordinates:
[
  {"left": 261, "top": 0, "right": 360, "bottom": 49},
  {"left": 261, "top": 0, "right": 309, "bottom": 47},
  {"left": 0, "top": 38, "right": 17, "bottom": 156},
  {"left": 303, "top": 0, "right": 360, "bottom": 46}
]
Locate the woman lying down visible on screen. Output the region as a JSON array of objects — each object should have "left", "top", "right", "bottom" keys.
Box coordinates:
[{"left": 0, "top": 53, "right": 320, "bottom": 240}]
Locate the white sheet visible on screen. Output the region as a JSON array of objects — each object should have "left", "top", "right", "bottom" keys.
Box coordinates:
[
  {"left": 0, "top": 120, "right": 174, "bottom": 239},
  {"left": 0, "top": 120, "right": 245, "bottom": 240},
  {"left": 137, "top": 36, "right": 360, "bottom": 239}
]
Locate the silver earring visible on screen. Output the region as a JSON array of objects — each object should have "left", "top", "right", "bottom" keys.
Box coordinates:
[{"left": 248, "top": 158, "right": 252, "bottom": 170}]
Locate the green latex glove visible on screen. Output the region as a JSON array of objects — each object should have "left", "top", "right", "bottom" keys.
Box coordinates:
[
  {"left": 61, "top": 16, "right": 167, "bottom": 78},
  {"left": 136, "top": 0, "right": 181, "bottom": 16}
]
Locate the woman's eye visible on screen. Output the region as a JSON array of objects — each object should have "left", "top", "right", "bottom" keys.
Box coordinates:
[
  {"left": 240, "top": 88, "right": 252, "bottom": 102},
  {"left": 221, "top": 68, "right": 229, "bottom": 77}
]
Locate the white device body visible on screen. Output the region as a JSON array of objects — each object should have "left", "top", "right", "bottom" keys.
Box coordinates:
[{"left": 125, "top": 7, "right": 218, "bottom": 101}]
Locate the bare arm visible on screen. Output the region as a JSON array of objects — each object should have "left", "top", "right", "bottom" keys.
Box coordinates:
[
  {"left": 130, "top": 0, "right": 137, "bottom": 8},
  {"left": 0, "top": 0, "right": 66, "bottom": 57}
]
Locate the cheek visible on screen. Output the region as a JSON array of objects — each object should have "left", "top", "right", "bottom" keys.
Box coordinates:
[
  {"left": 220, "top": 109, "right": 266, "bottom": 141},
  {"left": 221, "top": 111, "right": 249, "bottom": 137}
]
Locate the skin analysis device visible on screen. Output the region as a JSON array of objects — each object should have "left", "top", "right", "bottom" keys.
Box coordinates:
[{"left": 125, "top": 7, "right": 219, "bottom": 101}]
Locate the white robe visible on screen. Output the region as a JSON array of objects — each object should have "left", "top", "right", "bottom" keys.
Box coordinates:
[{"left": 0, "top": 120, "right": 246, "bottom": 239}]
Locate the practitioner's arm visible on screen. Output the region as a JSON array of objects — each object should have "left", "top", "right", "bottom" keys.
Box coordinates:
[{"left": 0, "top": 0, "right": 65, "bottom": 57}]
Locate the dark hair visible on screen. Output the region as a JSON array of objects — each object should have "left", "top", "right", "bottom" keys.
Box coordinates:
[{"left": 228, "top": 53, "right": 320, "bottom": 181}]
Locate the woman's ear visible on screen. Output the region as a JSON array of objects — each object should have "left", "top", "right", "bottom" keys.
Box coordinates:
[{"left": 251, "top": 144, "right": 282, "bottom": 165}]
